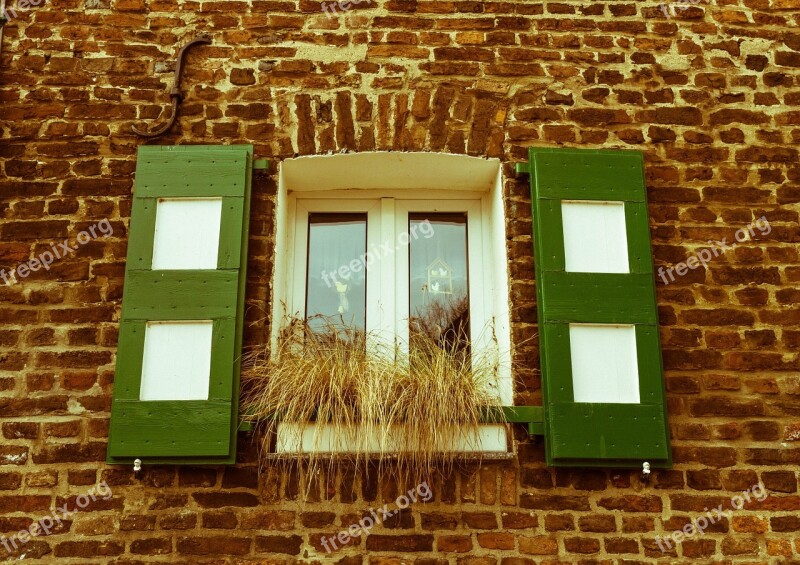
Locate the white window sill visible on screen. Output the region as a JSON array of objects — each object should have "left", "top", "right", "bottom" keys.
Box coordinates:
[{"left": 275, "top": 422, "right": 510, "bottom": 456}]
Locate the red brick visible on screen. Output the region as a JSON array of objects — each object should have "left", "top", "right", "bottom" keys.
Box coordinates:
[
  {"left": 366, "top": 535, "right": 434, "bottom": 551},
  {"left": 192, "top": 492, "right": 259, "bottom": 508},
  {"left": 462, "top": 511, "right": 497, "bottom": 529},
  {"left": 477, "top": 532, "right": 514, "bottom": 549},
  {"left": 519, "top": 536, "right": 558, "bottom": 555},
  {"left": 254, "top": 534, "right": 302, "bottom": 554},
  {"left": 130, "top": 537, "right": 172, "bottom": 555},
  {"left": 177, "top": 536, "right": 251, "bottom": 555},
  {"left": 438, "top": 535, "right": 472, "bottom": 552},
  {"left": 54, "top": 541, "right": 124, "bottom": 557}
]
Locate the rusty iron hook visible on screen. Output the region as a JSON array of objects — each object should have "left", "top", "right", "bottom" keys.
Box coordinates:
[{"left": 132, "top": 34, "right": 212, "bottom": 138}]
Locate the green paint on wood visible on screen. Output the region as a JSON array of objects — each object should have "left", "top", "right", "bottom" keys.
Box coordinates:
[
  {"left": 531, "top": 149, "right": 646, "bottom": 202},
  {"left": 527, "top": 147, "right": 671, "bottom": 469},
  {"left": 107, "top": 145, "right": 256, "bottom": 465},
  {"left": 548, "top": 402, "right": 668, "bottom": 461},
  {"left": 134, "top": 147, "right": 249, "bottom": 198},
  {"left": 122, "top": 271, "right": 239, "bottom": 320},
  {"left": 540, "top": 273, "right": 657, "bottom": 324},
  {"left": 109, "top": 400, "right": 232, "bottom": 457}
]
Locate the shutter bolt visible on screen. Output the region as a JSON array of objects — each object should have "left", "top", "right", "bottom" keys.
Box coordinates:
[
  {"left": 640, "top": 461, "right": 651, "bottom": 483},
  {"left": 133, "top": 458, "right": 143, "bottom": 480}
]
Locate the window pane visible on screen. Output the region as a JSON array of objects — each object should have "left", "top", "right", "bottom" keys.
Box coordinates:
[
  {"left": 409, "top": 213, "right": 470, "bottom": 352},
  {"left": 306, "top": 213, "right": 367, "bottom": 333}
]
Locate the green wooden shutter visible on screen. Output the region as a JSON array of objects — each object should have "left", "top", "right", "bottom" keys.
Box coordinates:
[
  {"left": 526, "top": 147, "right": 671, "bottom": 468},
  {"left": 107, "top": 145, "right": 254, "bottom": 465}
]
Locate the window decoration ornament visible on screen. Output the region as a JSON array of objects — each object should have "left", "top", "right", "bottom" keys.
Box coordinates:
[
  {"left": 334, "top": 280, "right": 349, "bottom": 314},
  {"left": 425, "top": 258, "right": 453, "bottom": 298}
]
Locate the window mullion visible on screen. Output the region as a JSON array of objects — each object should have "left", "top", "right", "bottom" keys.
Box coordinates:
[
  {"left": 392, "top": 199, "right": 410, "bottom": 355},
  {"left": 369, "top": 197, "right": 395, "bottom": 353}
]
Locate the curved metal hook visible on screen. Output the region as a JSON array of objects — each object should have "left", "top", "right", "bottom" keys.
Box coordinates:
[{"left": 132, "top": 34, "right": 212, "bottom": 138}]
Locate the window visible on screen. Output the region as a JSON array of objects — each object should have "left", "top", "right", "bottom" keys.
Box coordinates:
[
  {"left": 108, "top": 146, "right": 670, "bottom": 469},
  {"left": 272, "top": 153, "right": 512, "bottom": 454},
  {"left": 408, "top": 212, "right": 470, "bottom": 356},
  {"left": 288, "top": 198, "right": 492, "bottom": 356},
  {"left": 305, "top": 212, "right": 368, "bottom": 333}
]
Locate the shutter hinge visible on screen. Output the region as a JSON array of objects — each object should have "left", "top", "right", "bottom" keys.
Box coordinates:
[
  {"left": 481, "top": 406, "right": 544, "bottom": 437},
  {"left": 515, "top": 162, "right": 530, "bottom": 177},
  {"left": 253, "top": 159, "right": 269, "bottom": 170}
]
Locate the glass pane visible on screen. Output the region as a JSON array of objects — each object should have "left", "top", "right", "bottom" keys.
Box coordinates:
[
  {"left": 306, "top": 213, "right": 367, "bottom": 334},
  {"left": 409, "top": 213, "right": 470, "bottom": 353}
]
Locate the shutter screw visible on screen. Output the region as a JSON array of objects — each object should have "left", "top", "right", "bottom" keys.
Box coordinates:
[
  {"left": 133, "top": 458, "right": 143, "bottom": 480},
  {"left": 640, "top": 461, "right": 651, "bottom": 484}
]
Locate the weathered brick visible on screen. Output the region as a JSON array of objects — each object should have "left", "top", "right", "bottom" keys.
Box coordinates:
[
  {"left": 192, "top": 492, "right": 260, "bottom": 508},
  {"left": 519, "top": 536, "right": 559, "bottom": 555},
  {"left": 130, "top": 537, "right": 172, "bottom": 555},
  {"left": 438, "top": 534, "right": 472, "bottom": 552},
  {"left": 366, "top": 534, "right": 434, "bottom": 551},
  {"left": 54, "top": 541, "right": 124, "bottom": 557},
  {"left": 0, "top": 5, "right": 797, "bottom": 564},
  {"left": 177, "top": 536, "right": 251, "bottom": 555},
  {"left": 254, "top": 534, "right": 303, "bottom": 554}
]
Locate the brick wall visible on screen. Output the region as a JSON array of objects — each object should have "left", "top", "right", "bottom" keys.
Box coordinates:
[{"left": 2, "top": 0, "right": 800, "bottom": 561}]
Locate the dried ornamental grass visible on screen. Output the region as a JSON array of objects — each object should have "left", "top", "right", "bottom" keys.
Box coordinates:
[{"left": 241, "top": 316, "right": 505, "bottom": 485}]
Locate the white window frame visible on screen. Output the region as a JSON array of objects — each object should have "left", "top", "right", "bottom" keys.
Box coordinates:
[
  {"left": 394, "top": 199, "right": 489, "bottom": 357},
  {"left": 287, "top": 197, "right": 492, "bottom": 360},
  {"left": 289, "top": 198, "right": 384, "bottom": 350},
  {"left": 271, "top": 153, "right": 513, "bottom": 455}
]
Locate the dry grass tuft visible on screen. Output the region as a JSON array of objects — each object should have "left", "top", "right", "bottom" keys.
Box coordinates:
[{"left": 241, "top": 316, "right": 504, "bottom": 488}]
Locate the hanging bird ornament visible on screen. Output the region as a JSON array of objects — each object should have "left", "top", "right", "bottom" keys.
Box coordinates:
[{"left": 335, "top": 281, "right": 349, "bottom": 314}]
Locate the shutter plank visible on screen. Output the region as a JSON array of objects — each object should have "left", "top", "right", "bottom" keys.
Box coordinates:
[
  {"left": 122, "top": 271, "right": 239, "bottom": 320},
  {"left": 532, "top": 151, "right": 645, "bottom": 201},
  {"left": 540, "top": 273, "right": 657, "bottom": 324},
  {"left": 549, "top": 403, "right": 669, "bottom": 461},
  {"left": 134, "top": 149, "right": 248, "bottom": 198},
  {"left": 109, "top": 400, "right": 231, "bottom": 457}
]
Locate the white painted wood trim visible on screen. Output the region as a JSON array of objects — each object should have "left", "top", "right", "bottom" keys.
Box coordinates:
[
  {"left": 281, "top": 152, "right": 500, "bottom": 193},
  {"left": 276, "top": 423, "right": 509, "bottom": 454},
  {"left": 377, "top": 197, "right": 396, "bottom": 351},
  {"left": 272, "top": 153, "right": 514, "bottom": 455}
]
